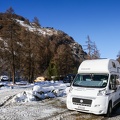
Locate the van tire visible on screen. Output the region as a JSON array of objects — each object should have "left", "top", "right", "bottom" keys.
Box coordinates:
[{"left": 105, "top": 101, "right": 112, "bottom": 117}]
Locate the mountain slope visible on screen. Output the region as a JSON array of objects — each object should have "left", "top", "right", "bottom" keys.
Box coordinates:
[
  {"left": 0, "top": 13, "right": 87, "bottom": 82},
  {"left": 15, "top": 17, "right": 87, "bottom": 60}
]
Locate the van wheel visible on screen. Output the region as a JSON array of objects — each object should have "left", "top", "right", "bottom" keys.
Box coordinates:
[{"left": 105, "top": 102, "right": 112, "bottom": 117}]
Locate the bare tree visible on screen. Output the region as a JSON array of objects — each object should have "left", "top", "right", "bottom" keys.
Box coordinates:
[
  {"left": 32, "top": 17, "right": 41, "bottom": 27},
  {"left": 20, "top": 29, "right": 34, "bottom": 83},
  {"left": 0, "top": 8, "right": 23, "bottom": 84},
  {"left": 52, "top": 44, "right": 74, "bottom": 76},
  {"left": 84, "top": 35, "right": 100, "bottom": 59},
  {"left": 5, "top": 7, "right": 15, "bottom": 14},
  {"left": 92, "top": 42, "right": 100, "bottom": 59},
  {"left": 84, "top": 35, "right": 93, "bottom": 59}
]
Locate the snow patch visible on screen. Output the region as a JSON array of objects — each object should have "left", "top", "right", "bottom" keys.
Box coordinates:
[{"left": 16, "top": 19, "right": 57, "bottom": 36}]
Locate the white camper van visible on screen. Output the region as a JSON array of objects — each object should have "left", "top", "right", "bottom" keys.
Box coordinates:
[{"left": 66, "top": 59, "right": 120, "bottom": 117}]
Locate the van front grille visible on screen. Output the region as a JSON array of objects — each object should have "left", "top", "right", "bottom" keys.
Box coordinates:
[{"left": 72, "top": 97, "right": 92, "bottom": 107}]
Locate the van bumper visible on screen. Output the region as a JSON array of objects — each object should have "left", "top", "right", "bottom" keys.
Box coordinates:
[{"left": 66, "top": 94, "right": 108, "bottom": 115}]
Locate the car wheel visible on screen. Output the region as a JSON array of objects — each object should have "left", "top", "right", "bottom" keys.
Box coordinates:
[{"left": 105, "top": 101, "right": 112, "bottom": 117}]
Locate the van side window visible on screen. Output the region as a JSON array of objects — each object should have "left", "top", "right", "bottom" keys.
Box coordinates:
[
  {"left": 116, "top": 77, "right": 120, "bottom": 85},
  {"left": 109, "top": 75, "right": 117, "bottom": 90}
]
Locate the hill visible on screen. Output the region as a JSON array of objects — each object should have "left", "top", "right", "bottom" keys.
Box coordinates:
[{"left": 0, "top": 11, "right": 87, "bottom": 83}]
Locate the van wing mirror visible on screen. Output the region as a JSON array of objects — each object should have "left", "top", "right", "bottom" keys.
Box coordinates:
[{"left": 110, "top": 82, "right": 117, "bottom": 90}]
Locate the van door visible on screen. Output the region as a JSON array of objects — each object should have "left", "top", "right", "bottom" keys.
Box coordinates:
[
  {"left": 109, "top": 75, "right": 119, "bottom": 107},
  {"left": 115, "top": 75, "right": 120, "bottom": 105}
]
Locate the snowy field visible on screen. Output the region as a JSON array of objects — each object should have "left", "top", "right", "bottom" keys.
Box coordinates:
[
  {"left": 0, "top": 80, "right": 73, "bottom": 120},
  {"left": 0, "top": 80, "right": 118, "bottom": 120},
  {"left": 0, "top": 80, "right": 69, "bottom": 102}
]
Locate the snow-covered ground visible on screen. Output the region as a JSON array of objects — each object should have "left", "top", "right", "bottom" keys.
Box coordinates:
[
  {"left": 0, "top": 80, "right": 73, "bottom": 120},
  {"left": 0, "top": 80, "right": 115, "bottom": 120}
]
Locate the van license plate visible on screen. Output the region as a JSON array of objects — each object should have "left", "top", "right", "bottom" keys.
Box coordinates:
[{"left": 78, "top": 106, "right": 85, "bottom": 110}]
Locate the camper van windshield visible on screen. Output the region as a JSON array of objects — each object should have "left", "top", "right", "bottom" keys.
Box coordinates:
[{"left": 73, "top": 74, "right": 108, "bottom": 88}]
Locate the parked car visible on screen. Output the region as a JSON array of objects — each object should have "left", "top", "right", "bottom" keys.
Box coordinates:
[
  {"left": 63, "top": 74, "right": 76, "bottom": 83},
  {"left": 0, "top": 75, "right": 9, "bottom": 81},
  {"left": 34, "top": 76, "right": 47, "bottom": 82}
]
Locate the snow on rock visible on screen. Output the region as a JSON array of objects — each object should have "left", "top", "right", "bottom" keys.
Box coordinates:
[
  {"left": 12, "top": 81, "right": 69, "bottom": 103},
  {"left": 16, "top": 19, "right": 58, "bottom": 36},
  {"left": 12, "top": 91, "right": 36, "bottom": 102}
]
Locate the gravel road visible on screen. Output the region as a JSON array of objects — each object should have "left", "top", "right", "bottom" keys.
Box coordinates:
[{"left": 0, "top": 88, "right": 120, "bottom": 120}]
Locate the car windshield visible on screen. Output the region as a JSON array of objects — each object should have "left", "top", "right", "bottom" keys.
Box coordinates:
[{"left": 72, "top": 73, "right": 108, "bottom": 88}]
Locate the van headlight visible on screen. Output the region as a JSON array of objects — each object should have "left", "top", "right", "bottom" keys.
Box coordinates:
[{"left": 97, "top": 89, "right": 106, "bottom": 96}]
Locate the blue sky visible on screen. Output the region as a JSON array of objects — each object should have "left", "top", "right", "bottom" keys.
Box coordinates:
[{"left": 0, "top": 0, "right": 120, "bottom": 59}]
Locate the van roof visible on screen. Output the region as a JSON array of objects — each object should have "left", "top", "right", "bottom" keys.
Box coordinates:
[{"left": 78, "top": 59, "right": 120, "bottom": 74}]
